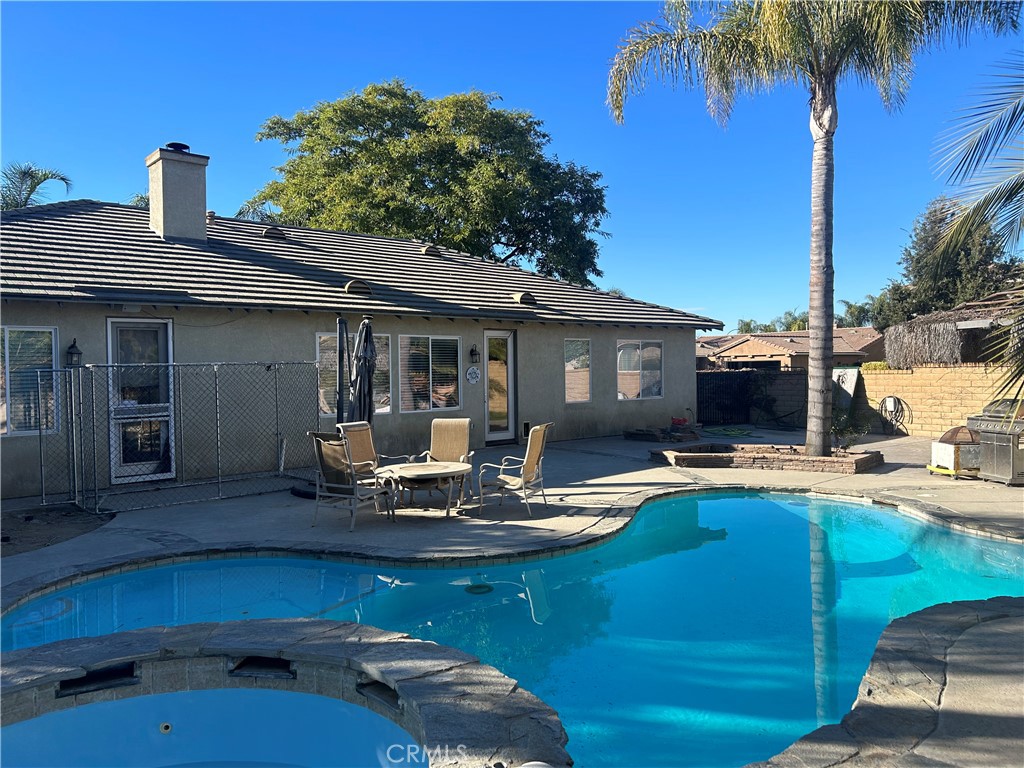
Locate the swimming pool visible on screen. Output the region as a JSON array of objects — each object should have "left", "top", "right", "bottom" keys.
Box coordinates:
[
  {"left": 4, "top": 492, "right": 1021, "bottom": 767},
  {"left": 2, "top": 689, "right": 424, "bottom": 767}
]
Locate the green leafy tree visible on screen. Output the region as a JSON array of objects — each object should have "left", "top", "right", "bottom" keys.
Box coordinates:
[
  {"left": 244, "top": 80, "right": 608, "bottom": 285},
  {"left": 871, "top": 197, "right": 1019, "bottom": 331},
  {"left": 607, "top": 0, "right": 1019, "bottom": 456},
  {"left": 1, "top": 162, "right": 72, "bottom": 210},
  {"left": 125, "top": 193, "right": 149, "bottom": 209}
]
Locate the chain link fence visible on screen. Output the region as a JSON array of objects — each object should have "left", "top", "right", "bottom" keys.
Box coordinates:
[{"left": 39, "top": 362, "right": 320, "bottom": 513}]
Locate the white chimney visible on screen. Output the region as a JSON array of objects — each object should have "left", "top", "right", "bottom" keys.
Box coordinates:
[{"left": 145, "top": 143, "right": 209, "bottom": 242}]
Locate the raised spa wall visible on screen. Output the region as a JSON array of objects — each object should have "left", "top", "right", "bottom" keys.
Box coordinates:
[
  {"left": 656, "top": 444, "right": 885, "bottom": 474},
  {"left": 1, "top": 619, "right": 572, "bottom": 768}
]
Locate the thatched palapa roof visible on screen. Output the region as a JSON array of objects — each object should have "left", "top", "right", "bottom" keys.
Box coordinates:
[{"left": 885, "top": 288, "right": 1023, "bottom": 369}]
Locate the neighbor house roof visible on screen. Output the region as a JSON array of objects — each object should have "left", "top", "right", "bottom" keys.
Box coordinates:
[
  {"left": 0, "top": 200, "right": 722, "bottom": 330},
  {"left": 697, "top": 327, "right": 882, "bottom": 358}
]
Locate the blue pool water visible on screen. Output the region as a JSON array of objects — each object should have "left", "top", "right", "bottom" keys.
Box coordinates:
[
  {"left": 4, "top": 492, "right": 1022, "bottom": 767},
  {"left": 3, "top": 689, "right": 425, "bottom": 767}
]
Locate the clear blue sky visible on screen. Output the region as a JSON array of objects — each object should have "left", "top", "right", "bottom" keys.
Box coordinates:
[{"left": 2, "top": 1, "right": 1018, "bottom": 332}]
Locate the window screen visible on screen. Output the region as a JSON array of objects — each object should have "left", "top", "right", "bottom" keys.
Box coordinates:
[
  {"left": 564, "top": 339, "right": 591, "bottom": 403},
  {"left": 399, "top": 335, "right": 461, "bottom": 412},
  {"left": 1, "top": 327, "right": 58, "bottom": 435},
  {"left": 617, "top": 339, "right": 663, "bottom": 400},
  {"left": 317, "top": 332, "right": 391, "bottom": 416}
]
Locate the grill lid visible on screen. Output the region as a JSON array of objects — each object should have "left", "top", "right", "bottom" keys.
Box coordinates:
[
  {"left": 937, "top": 426, "right": 980, "bottom": 445},
  {"left": 980, "top": 399, "right": 1024, "bottom": 419}
]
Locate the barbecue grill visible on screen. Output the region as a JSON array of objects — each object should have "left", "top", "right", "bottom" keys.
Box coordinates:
[{"left": 965, "top": 399, "right": 1024, "bottom": 486}]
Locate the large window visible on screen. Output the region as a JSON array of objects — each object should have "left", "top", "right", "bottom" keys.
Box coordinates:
[
  {"left": 617, "top": 340, "right": 663, "bottom": 400},
  {"left": 399, "top": 335, "right": 461, "bottom": 412},
  {"left": 1, "top": 327, "right": 58, "bottom": 435},
  {"left": 564, "top": 339, "right": 591, "bottom": 403},
  {"left": 317, "top": 332, "right": 392, "bottom": 416}
]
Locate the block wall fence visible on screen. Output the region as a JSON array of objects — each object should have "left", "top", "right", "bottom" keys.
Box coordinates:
[{"left": 855, "top": 364, "right": 1004, "bottom": 438}]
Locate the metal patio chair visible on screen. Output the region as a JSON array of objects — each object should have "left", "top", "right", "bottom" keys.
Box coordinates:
[
  {"left": 478, "top": 422, "right": 553, "bottom": 516},
  {"left": 336, "top": 421, "right": 409, "bottom": 480},
  {"left": 404, "top": 417, "right": 475, "bottom": 505},
  {"left": 309, "top": 432, "right": 395, "bottom": 531}
]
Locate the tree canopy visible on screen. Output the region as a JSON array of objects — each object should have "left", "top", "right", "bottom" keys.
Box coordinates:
[
  {"left": 871, "top": 197, "right": 1020, "bottom": 332},
  {"left": 1, "top": 163, "right": 72, "bottom": 210},
  {"left": 242, "top": 80, "right": 608, "bottom": 286}
]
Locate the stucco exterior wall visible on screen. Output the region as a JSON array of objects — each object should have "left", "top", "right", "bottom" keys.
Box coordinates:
[
  {"left": 854, "top": 364, "right": 1004, "bottom": 437},
  {"left": 2, "top": 301, "right": 698, "bottom": 499}
]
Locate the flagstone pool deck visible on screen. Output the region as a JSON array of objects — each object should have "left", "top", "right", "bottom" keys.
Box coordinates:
[{"left": 2, "top": 430, "right": 1021, "bottom": 767}]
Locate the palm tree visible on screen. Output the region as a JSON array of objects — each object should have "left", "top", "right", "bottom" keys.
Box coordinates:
[
  {"left": 936, "top": 55, "right": 1023, "bottom": 260},
  {"left": 608, "top": 1, "right": 1019, "bottom": 455},
  {"left": 1, "top": 162, "right": 72, "bottom": 210},
  {"left": 935, "top": 55, "right": 1023, "bottom": 404}
]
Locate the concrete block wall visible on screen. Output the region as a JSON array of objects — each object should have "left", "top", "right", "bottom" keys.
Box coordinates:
[{"left": 856, "top": 364, "right": 1004, "bottom": 437}]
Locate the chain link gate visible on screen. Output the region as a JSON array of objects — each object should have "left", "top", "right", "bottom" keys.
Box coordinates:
[{"left": 38, "top": 362, "right": 321, "bottom": 513}]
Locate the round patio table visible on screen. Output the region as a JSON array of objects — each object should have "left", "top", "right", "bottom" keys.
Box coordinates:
[{"left": 382, "top": 461, "right": 473, "bottom": 516}]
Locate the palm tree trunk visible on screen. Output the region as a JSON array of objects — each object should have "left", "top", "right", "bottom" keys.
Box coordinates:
[{"left": 807, "top": 98, "right": 836, "bottom": 457}]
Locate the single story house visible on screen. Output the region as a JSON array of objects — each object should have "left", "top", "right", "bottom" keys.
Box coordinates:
[
  {"left": 0, "top": 144, "right": 722, "bottom": 499},
  {"left": 696, "top": 327, "right": 883, "bottom": 371}
]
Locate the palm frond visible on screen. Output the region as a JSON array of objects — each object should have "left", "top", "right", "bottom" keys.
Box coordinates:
[
  {"left": 935, "top": 55, "right": 1024, "bottom": 262},
  {"left": 985, "top": 308, "right": 1024, "bottom": 402},
  {"left": 936, "top": 55, "right": 1024, "bottom": 185}
]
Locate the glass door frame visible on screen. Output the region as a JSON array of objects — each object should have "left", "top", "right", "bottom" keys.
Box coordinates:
[
  {"left": 106, "top": 318, "right": 176, "bottom": 484},
  {"left": 484, "top": 329, "right": 516, "bottom": 443}
]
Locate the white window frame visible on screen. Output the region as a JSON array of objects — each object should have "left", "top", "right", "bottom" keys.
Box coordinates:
[
  {"left": 616, "top": 339, "right": 664, "bottom": 401},
  {"left": 317, "top": 332, "right": 393, "bottom": 416},
  {"left": 564, "top": 338, "right": 592, "bottom": 404},
  {"left": 399, "top": 335, "right": 462, "bottom": 413},
  {"left": 1, "top": 326, "right": 60, "bottom": 437}
]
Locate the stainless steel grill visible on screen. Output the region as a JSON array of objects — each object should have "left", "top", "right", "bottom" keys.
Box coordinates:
[{"left": 965, "top": 399, "right": 1024, "bottom": 486}]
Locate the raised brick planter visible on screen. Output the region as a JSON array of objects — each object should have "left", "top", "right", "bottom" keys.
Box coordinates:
[{"left": 657, "top": 443, "right": 884, "bottom": 474}]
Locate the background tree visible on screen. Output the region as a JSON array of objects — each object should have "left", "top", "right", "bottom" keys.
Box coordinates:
[
  {"left": 1, "top": 163, "right": 71, "bottom": 210},
  {"left": 836, "top": 298, "right": 876, "bottom": 328},
  {"left": 870, "top": 197, "right": 1019, "bottom": 331},
  {"left": 125, "top": 193, "right": 149, "bottom": 209},
  {"left": 244, "top": 80, "right": 608, "bottom": 286},
  {"left": 607, "top": 0, "right": 1019, "bottom": 456},
  {"left": 736, "top": 309, "right": 808, "bottom": 333}
]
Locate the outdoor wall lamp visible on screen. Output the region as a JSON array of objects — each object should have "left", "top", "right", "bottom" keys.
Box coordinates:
[
  {"left": 469, "top": 344, "right": 481, "bottom": 364},
  {"left": 66, "top": 338, "right": 83, "bottom": 368}
]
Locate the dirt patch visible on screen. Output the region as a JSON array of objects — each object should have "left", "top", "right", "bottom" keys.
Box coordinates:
[{"left": 1, "top": 505, "right": 114, "bottom": 558}]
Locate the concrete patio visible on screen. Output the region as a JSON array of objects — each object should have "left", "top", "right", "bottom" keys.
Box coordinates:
[{"left": 2, "top": 429, "right": 1022, "bottom": 767}]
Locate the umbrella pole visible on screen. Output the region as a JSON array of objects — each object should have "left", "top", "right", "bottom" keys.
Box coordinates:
[{"left": 337, "top": 317, "right": 350, "bottom": 426}]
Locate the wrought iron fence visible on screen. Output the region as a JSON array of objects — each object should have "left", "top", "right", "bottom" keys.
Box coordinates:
[
  {"left": 38, "top": 362, "right": 320, "bottom": 513},
  {"left": 697, "top": 369, "right": 808, "bottom": 428}
]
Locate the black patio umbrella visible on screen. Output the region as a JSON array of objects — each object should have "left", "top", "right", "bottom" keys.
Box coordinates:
[{"left": 347, "top": 316, "right": 376, "bottom": 424}]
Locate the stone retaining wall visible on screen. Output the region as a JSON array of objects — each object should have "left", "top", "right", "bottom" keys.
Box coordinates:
[
  {"left": 856, "top": 364, "right": 1003, "bottom": 437},
  {"left": 1, "top": 619, "right": 572, "bottom": 768}
]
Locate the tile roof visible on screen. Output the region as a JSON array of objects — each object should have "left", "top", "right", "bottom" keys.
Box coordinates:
[
  {"left": 697, "top": 327, "right": 882, "bottom": 357},
  {"left": 1, "top": 200, "right": 722, "bottom": 330}
]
